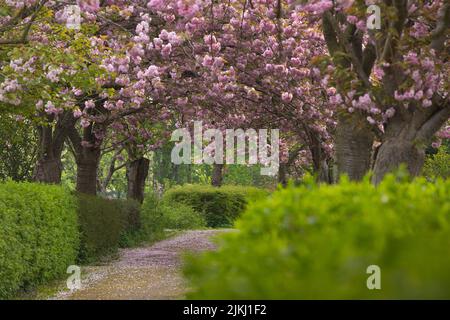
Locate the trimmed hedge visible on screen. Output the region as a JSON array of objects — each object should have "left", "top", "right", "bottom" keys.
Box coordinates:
[
  {"left": 120, "top": 193, "right": 166, "bottom": 246},
  {"left": 159, "top": 200, "right": 206, "bottom": 230},
  {"left": 184, "top": 176, "right": 450, "bottom": 299},
  {"left": 0, "top": 182, "right": 79, "bottom": 299},
  {"left": 77, "top": 195, "right": 141, "bottom": 263},
  {"left": 164, "top": 185, "right": 269, "bottom": 227},
  {"left": 0, "top": 182, "right": 161, "bottom": 298},
  {"left": 139, "top": 194, "right": 206, "bottom": 231}
]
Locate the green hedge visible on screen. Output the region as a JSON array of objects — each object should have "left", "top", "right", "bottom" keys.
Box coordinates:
[
  {"left": 77, "top": 194, "right": 137, "bottom": 263},
  {"left": 0, "top": 182, "right": 79, "bottom": 299},
  {"left": 158, "top": 200, "right": 206, "bottom": 230},
  {"left": 184, "top": 176, "right": 450, "bottom": 299},
  {"left": 164, "top": 185, "right": 269, "bottom": 227},
  {"left": 139, "top": 194, "right": 206, "bottom": 231},
  {"left": 423, "top": 148, "right": 450, "bottom": 180},
  {"left": 120, "top": 193, "right": 166, "bottom": 247}
]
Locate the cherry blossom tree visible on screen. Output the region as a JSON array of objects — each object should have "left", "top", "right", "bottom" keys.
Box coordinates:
[
  {"left": 128, "top": 0, "right": 336, "bottom": 183},
  {"left": 299, "top": 0, "right": 449, "bottom": 182},
  {"left": 1, "top": 0, "right": 101, "bottom": 183}
]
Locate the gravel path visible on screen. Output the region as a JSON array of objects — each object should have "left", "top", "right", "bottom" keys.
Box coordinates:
[{"left": 53, "top": 229, "right": 229, "bottom": 300}]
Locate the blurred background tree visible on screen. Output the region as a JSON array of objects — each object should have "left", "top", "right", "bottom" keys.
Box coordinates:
[{"left": 0, "top": 115, "right": 37, "bottom": 181}]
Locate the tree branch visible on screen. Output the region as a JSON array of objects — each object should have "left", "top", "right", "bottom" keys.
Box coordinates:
[
  {"left": 416, "top": 100, "right": 450, "bottom": 143},
  {"left": 431, "top": 2, "right": 450, "bottom": 52},
  {"left": 67, "top": 126, "right": 83, "bottom": 157}
]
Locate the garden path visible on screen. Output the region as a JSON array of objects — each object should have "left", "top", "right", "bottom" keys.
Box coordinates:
[{"left": 52, "top": 229, "right": 229, "bottom": 300}]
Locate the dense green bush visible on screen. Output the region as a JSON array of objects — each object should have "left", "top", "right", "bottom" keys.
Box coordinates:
[
  {"left": 184, "top": 176, "right": 450, "bottom": 299},
  {"left": 423, "top": 148, "right": 450, "bottom": 180},
  {"left": 159, "top": 200, "right": 206, "bottom": 229},
  {"left": 117, "top": 199, "right": 142, "bottom": 232},
  {"left": 0, "top": 182, "right": 79, "bottom": 299},
  {"left": 164, "top": 185, "right": 269, "bottom": 227},
  {"left": 121, "top": 193, "right": 166, "bottom": 246},
  {"left": 223, "top": 164, "right": 278, "bottom": 188},
  {"left": 76, "top": 194, "right": 128, "bottom": 263},
  {"left": 137, "top": 194, "right": 205, "bottom": 233}
]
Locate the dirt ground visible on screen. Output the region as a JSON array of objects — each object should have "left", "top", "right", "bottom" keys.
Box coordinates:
[{"left": 52, "top": 229, "right": 229, "bottom": 300}]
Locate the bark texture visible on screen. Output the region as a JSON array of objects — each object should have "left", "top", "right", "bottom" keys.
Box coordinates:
[
  {"left": 33, "top": 112, "right": 74, "bottom": 184},
  {"left": 33, "top": 158, "right": 62, "bottom": 184},
  {"left": 372, "top": 138, "right": 424, "bottom": 184},
  {"left": 68, "top": 122, "right": 104, "bottom": 195},
  {"left": 126, "top": 157, "right": 150, "bottom": 204},
  {"left": 75, "top": 146, "right": 101, "bottom": 195},
  {"left": 211, "top": 163, "right": 224, "bottom": 187},
  {"left": 278, "top": 163, "right": 288, "bottom": 187},
  {"left": 335, "top": 115, "right": 374, "bottom": 181}
]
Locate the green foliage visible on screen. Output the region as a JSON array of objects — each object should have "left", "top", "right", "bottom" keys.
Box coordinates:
[
  {"left": 0, "top": 182, "right": 79, "bottom": 299},
  {"left": 76, "top": 194, "right": 128, "bottom": 263},
  {"left": 184, "top": 176, "right": 450, "bottom": 299},
  {"left": 159, "top": 200, "right": 206, "bottom": 230},
  {"left": 137, "top": 193, "right": 206, "bottom": 234},
  {"left": 423, "top": 148, "right": 450, "bottom": 180},
  {"left": 164, "top": 185, "right": 269, "bottom": 228},
  {"left": 149, "top": 142, "right": 277, "bottom": 192},
  {"left": 121, "top": 193, "right": 166, "bottom": 247},
  {"left": 118, "top": 198, "right": 142, "bottom": 232},
  {"left": 223, "top": 165, "right": 277, "bottom": 188},
  {"left": 0, "top": 116, "right": 37, "bottom": 182}
]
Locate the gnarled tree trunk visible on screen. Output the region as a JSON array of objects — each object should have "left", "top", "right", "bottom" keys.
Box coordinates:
[
  {"left": 33, "top": 158, "right": 62, "bottom": 184},
  {"left": 33, "top": 113, "right": 74, "bottom": 184},
  {"left": 68, "top": 122, "right": 104, "bottom": 195},
  {"left": 211, "top": 163, "right": 224, "bottom": 187},
  {"left": 372, "top": 116, "right": 426, "bottom": 185},
  {"left": 309, "top": 140, "right": 332, "bottom": 184},
  {"left": 75, "top": 146, "right": 101, "bottom": 195},
  {"left": 335, "top": 115, "right": 374, "bottom": 181},
  {"left": 126, "top": 157, "right": 150, "bottom": 203},
  {"left": 372, "top": 138, "right": 424, "bottom": 185},
  {"left": 372, "top": 95, "right": 450, "bottom": 183}
]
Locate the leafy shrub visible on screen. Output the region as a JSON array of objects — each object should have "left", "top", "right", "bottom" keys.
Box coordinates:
[
  {"left": 121, "top": 193, "right": 166, "bottom": 246},
  {"left": 0, "top": 182, "right": 79, "bottom": 299},
  {"left": 223, "top": 164, "right": 277, "bottom": 188},
  {"left": 77, "top": 194, "right": 127, "bottom": 263},
  {"left": 164, "top": 185, "right": 269, "bottom": 227},
  {"left": 423, "top": 148, "right": 450, "bottom": 180},
  {"left": 117, "top": 199, "right": 141, "bottom": 232},
  {"left": 159, "top": 200, "right": 206, "bottom": 229},
  {"left": 184, "top": 176, "right": 450, "bottom": 299},
  {"left": 137, "top": 194, "right": 205, "bottom": 233}
]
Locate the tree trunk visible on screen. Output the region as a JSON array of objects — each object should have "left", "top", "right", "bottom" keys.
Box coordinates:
[
  {"left": 32, "top": 124, "right": 65, "bottom": 184},
  {"left": 126, "top": 157, "right": 150, "bottom": 204},
  {"left": 211, "top": 163, "right": 224, "bottom": 187},
  {"left": 309, "top": 135, "right": 332, "bottom": 184},
  {"left": 317, "top": 159, "right": 331, "bottom": 183},
  {"left": 335, "top": 115, "right": 374, "bottom": 181},
  {"left": 67, "top": 118, "right": 104, "bottom": 196},
  {"left": 372, "top": 138, "right": 425, "bottom": 184},
  {"left": 278, "top": 163, "right": 288, "bottom": 187},
  {"left": 75, "top": 146, "right": 101, "bottom": 195},
  {"left": 33, "top": 158, "right": 62, "bottom": 183}
]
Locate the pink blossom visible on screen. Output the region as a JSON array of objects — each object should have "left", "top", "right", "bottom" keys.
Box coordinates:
[
  {"left": 85, "top": 100, "right": 95, "bottom": 109},
  {"left": 73, "top": 109, "right": 82, "bottom": 118},
  {"left": 282, "top": 92, "right": 293, "bottom": 103}
]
